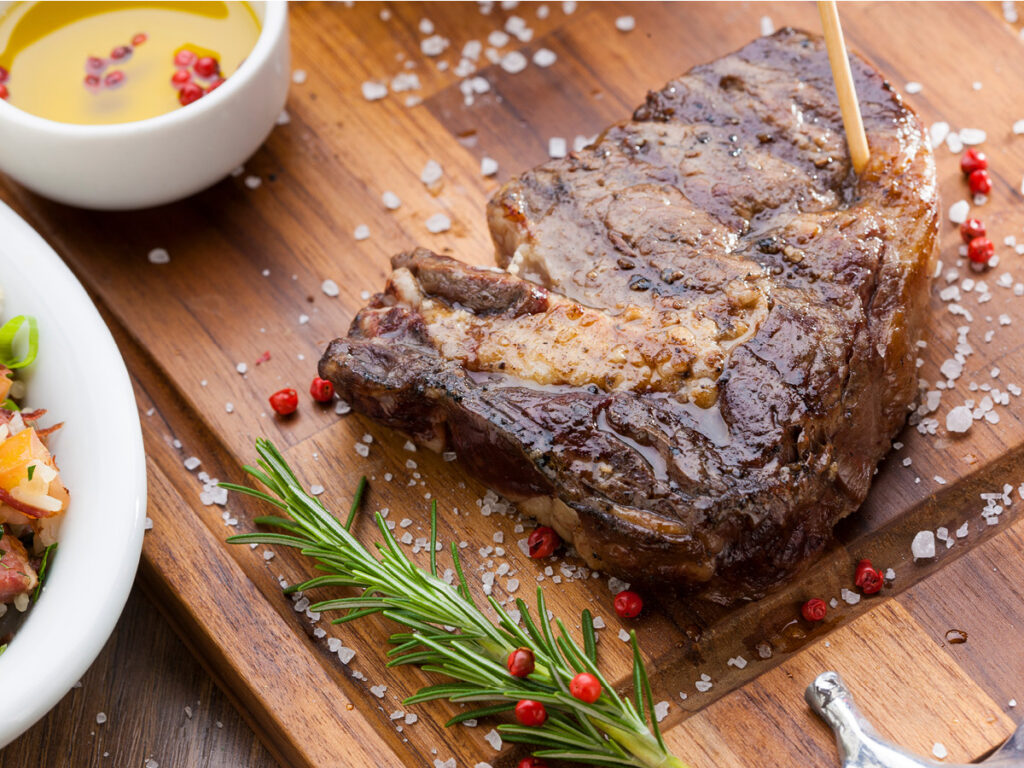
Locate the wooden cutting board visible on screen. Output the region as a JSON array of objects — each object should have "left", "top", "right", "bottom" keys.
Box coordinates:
[{"left": 2, "top": 2, "right": 1022, "bottom": 766}]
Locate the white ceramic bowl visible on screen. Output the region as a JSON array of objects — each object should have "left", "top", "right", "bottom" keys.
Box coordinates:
[
  {"left": 0, "top": 201, "right": 147, "bottom": 747},
  {"left": 0, "top": 1, "right": 289, "bottom": 210}
]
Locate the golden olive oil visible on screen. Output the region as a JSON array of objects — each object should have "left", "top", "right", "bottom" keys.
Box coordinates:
[{"left": 0, "top": 2, "right": 260, "bottom": 125}]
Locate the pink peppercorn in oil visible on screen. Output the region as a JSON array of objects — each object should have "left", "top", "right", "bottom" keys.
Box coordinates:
[{"left": 0, "top": 1, "right": 260, "bottom": 125}]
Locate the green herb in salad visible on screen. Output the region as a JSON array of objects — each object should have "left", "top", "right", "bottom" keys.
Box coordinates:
[
  {"left": 32, "top": 542, "right": 58, "bottom": 603},
  {"left": 226, "top": 439, "right": 687, "bottom": 768},
  {"left": 0, "top": 314, "right": 39, "bottom": 370}
]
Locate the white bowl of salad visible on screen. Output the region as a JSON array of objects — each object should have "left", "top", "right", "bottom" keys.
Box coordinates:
[{"left": 0, "top": 202, "right": 146, "bottom": 747}]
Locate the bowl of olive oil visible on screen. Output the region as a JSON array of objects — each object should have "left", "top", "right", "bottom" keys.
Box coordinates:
[{"left": 0, "top": 1, "right": 288, "bottom": 209}]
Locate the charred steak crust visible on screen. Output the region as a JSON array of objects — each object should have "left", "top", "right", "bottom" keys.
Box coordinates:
[{"left": 320, "top": 29, "right": 938, "bottom": 602}]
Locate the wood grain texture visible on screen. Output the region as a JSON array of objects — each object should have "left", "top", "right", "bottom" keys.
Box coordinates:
[
  {"left": 2, "top": 2, "right": 1024, "bottom": 767},
  {"left": 0, "top": 585, "right": 276, "bottom": 768}
]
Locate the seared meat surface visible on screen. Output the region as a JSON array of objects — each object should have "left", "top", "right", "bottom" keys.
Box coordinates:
[{"left": 320, "top": 29, "right": 938, "bottom": 602}]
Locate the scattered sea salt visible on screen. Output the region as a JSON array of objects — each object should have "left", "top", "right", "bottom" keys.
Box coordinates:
[
  {"left": 184, "top": 456, "right": 201, "bottom": 471},
  {"left": 488, "top": 30, "right": 510, "bottom": 47},
  {"left": 948, "top": 200, "right": 970, "bottom": 225},
  {"left": 370, "top": 684, "right": 387, "bottom": 699},
  {"left": 321, "top": 279, "right": 340, "bottom": 297},
  {"left": 654, "top": 701, "right": 670, "bottom": 722},
  {"left": 946, "top": 405, "right": 973, "bottom": 433},
  {"left": 548, "top": 136, "right": 567, "bottom": 158},
  {"left": 354, "top": 224, "right": 370, "bottom": 241},
  {"left": 96, "top": 712, "right": 107, "bottom": 725},
  {"left": 841, "top": 588, "right": 861, "bottom": 605},
  {"left": 481, "top": 156, "right": 499, "bottom": 176},
  {"left": 905, "top": 82, "right": 922, "bottom": 94},
  {"left": 760, "top": 15, "right": 774, "bottom": 35},
  {"left": 292, "top": 69, "right": 307, "bottom": 84},
  {"left": 421, "top": 160, "right": 443, "bottom": 186},
  {"left": 533, "top": 48, "right": 556, "bottom": 67},
  {"left": 956, "top": 522, "right": 969, "bottom": 538},
  {"left": 484, "top": 729, "right": 502, "bottom": 751},
  {"left": 1013, "top": 119, "right": 1024, "bottom": 135},
  {"left": 933, "top": 742, "right": 948, "bottom": 760},
  {"left": 425, "top": 213, "right": 452, "bottom": 233},
  {"left": 244, "top": 175, "right": 262, "bottom": 189},
  {"left": 959, "top": 128, "right": 986, "bottom": 145},
  {"left": 147, "top": 248, "right": 170, "bottom": 264},
  {"left": 382, "top": 191, "right": 401, "bottom": 210},
  {"left": 421, "top": 35, "right": 449, "bottom": 57},
  {"left": 929, "top": 122, "right": 950, "bottom": 149},
  {"left": 615, "top": 15, "right": 635, "bottom": 32},
  {"left": 361, "top": 81, "right": 388, "bottom": 101},
  {"left": 912, "top": 530, "right": 936, "bottom": 560},
  {"left": 618, "top": 629, "right": 630, "bottom": 642},
  {"left": 608, "top": 576, "right": 630, "bottom": 594},
  {"left": 500, "top": 51, "right": 528, "bottom": 73}
]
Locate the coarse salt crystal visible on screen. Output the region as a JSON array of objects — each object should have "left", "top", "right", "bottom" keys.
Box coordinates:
[
  {"left": 533, "top": 48, "right": 556, "bottom": 67},
  {"left": 548, "top": 136, "right": 567, "bottom": 158},
  {"left": 292, "top": 69, "right": 306, "bottom": 84},
  {"left": 422, "top": 34, "right": 449, "bottom": 57},
  {"left": 321, "top": 279, "right": 340, "bottom": 297},
  {"left": 184, "top": 456, "right": 201, "bottom": 470},
  {"left": 912, "top": 530, "right": 936, "bottom": 560},
  {"left": 841, "top": 587, "right": 861, "bottom": 605},
  {"left": 760, "top": 15, "right": 774, "bottom": 35},
  {"left": 96, "top": 712, "right": 107, "bottom": 724},
  {"left": 959, "top": 128, "right": 986, "bottom": 145},
  {"left": 500, "top": 50, "right": 527, "bottom": 73},
  {"left": 488, "top": 30, "right": 510, "bottom": 47},
  {"left": 481, "top": 156, "right": 499, "bottom": 176},
  {"left": 929, "top": 122, "right": 950, "bottom": 149},
  {"left": 355, "top": 443, "right": 369, "bottom": 457},
  {"left": 608, "top": 576, "right": 630, "bottom": 594},
  {"left": 370, "top": 684, "right": 387, "bottom": 698},
  {"left": 354, "top": 224, "right": 370, "bottom": 241},
  {"left": 618, "top": 628, "right": 630, "bottom": 642},
  {"left": 695, "top": 679, "right": 713, "bottom": 692},
  {"left": 361, "top": 81, "right": 387, "bottom": 101},
  {"left": 946, "top": 132, "right": 964, "bottom": 153},
  {"left": 484, "top": 729, "right": 502, "bottom": 750},
  {"left": 727, "top": 656, "right": 748, "bottom": 669},
  {"left": 905, "top": 82, "right": 922, "bottom": 94},
  {"left": 425, "top": 213, "right": 451, "bottom": 233},
  {"left": 654, "top": 701, "right": 670, "bottom": 722},
  {"left": 948, "top": 200, "right": 970, "bottom": 225},
  {"left": 946, "top": 405, "right": 973, "bottom": 433},
  {"left": 147, "top": 248, "right": 170, "bottom": 264},
  {"left": 382, "top": 191, "right": 401, "bottom": 210},
  {"left": 421, "top": 160, "right": 443, "bottom": 186},
  {"left": 615, "top": 15, "right": 635, "bottom": 32},
  {"left": 933, "top": 742, "right": 948, "bottom": 760}
]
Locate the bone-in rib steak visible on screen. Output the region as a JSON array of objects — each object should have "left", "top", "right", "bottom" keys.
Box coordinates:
[{"left": 319, "top": 29, "right": 938, "bottom": 603}]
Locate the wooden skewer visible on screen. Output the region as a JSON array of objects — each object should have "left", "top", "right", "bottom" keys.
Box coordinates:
[{"left": 817, "top": 0, "right": 870, "bottom": 174}]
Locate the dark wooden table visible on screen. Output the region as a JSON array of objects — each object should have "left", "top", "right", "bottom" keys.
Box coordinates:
[
  {"left": 3, "top": 2, "right": 1024, "bottom": 767},
  {"left": 0, "top": 581, "right": 275, "bottom": 768}
]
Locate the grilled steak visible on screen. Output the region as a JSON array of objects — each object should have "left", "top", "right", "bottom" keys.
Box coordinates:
[{"left": 320, "top": 29, "right": 938, "bottom": 602}]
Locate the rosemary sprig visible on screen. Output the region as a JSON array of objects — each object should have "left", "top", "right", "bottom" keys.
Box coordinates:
[{"left": 225, "top": 438, "right": 687, "bottom": 768}]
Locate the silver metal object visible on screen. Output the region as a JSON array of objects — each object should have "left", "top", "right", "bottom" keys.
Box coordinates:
[{"left": 806, "top": 671, "right": 1024, "bottom": 767}]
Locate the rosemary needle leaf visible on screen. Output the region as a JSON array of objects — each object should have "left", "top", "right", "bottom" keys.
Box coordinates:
[{"left": 227, "top": 438, "right": 688, "bottom": 768}]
